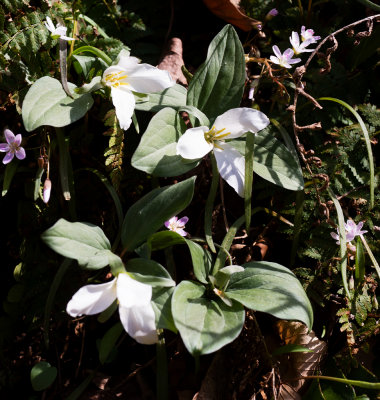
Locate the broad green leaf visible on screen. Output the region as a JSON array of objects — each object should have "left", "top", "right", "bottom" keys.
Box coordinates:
[
  {"left": 226, "top": 261, "right": 313, "bottom": 329},
  {"left": 187, "top": 25, "right": 245, "bottom": 122},
  {"left": 152, "top": 286, "right": 177, "bottom": 333},
  {"left": 125, "top": 258, "right": 175, "bottom": 287},
  {"left": 121, "top": 177, "right": 196, "bottom": 251},
  {"left": 184, "top": 239, "right": 212, "bottom": 284},
  {"left": 172, "top": 280, "right": 245, "bottom": 356},
  {"left": 30, "top": 361, "right": 57, "bottom": 391},
  {"left": 41, "top": 218, "right": 113, "bottom": 270},
  {"left": 230, "top": 128, "right": 304, "bottom": 191},
  {"left": 131, "top": 107, "right": 199, "bottom": 176},
  {"left": 22, "top": 76, "right": 94, "bottom": 132},
  {"left": 147, "top": 230, "right": 186, "bottom": 251},
  {"left": 135, "top": 84, "right": 187, "bottom": 112},
  {"left": 99, "top": 322, "right": 123, "bottom": 364}
]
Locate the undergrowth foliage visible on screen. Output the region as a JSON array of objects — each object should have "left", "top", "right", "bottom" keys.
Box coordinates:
[{"left": 0, "top": 0, "right": 379, "bottom": 398}]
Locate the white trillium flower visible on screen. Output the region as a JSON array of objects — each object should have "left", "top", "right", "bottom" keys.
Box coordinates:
[
  {"left": 270, "top": 45, "right": 301, "bottom": 69},
  {"left": 176, "top": 108, "right": 270, "bottom": 197},
  {"left": 102, "top": 52, "right": 175, "bottom": 130},
  {"left": 44, "top": 16, "right": 75, "bottom": 41},
  {"left": 289, "top": 32, "right": 314, "bottom": 54},
  {"left": 66, "top": 273, "right": 158, "bottom": 345}
]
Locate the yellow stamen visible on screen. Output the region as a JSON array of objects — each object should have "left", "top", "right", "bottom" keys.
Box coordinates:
[
  {"left": 204, "top": 126, "right": 231, "bottom": 145},
  {"left": 104, "top": 71, "right": 129, "bottom": 88}
]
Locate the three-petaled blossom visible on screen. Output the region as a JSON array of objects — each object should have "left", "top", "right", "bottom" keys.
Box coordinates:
[
  {"left": 330, "top": 219, "right": 367, "bottom": 245},
  {"left": 44, "top": 16, "right": 75, "bottom": 41},
  {"left": 176, "top": 108, "right": 270, "bottom": 197},
  {"left": 102, "top": 51, "right": 174, "bottom": 130},
  {"left": 289, "top": 32, "right": 315, "bottom": 54},
  {"left": 66, "top": 273, "right": 158, "bottom": 345},
  {"left": 165, "top": 216, "right": 189, "bottom": 237},
  {"left": 0, "top": 129, "right": 26, "bottom": 164},
  {"left": 301, "top": 26, "right": 321, "bottom": 43},
  {"left": 270, "top": 45, "right": 301, "bottom": 69}
]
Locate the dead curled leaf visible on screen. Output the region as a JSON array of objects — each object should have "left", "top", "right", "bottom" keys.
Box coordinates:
[
  {"left": 275, "top": 321, "right": 327, "bottom": 399},
  {"left": 202, "top": 0, "right": 262, "bottom": 32}
]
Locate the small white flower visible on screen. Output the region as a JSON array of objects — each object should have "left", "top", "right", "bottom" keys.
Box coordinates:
[
  {"left": 330, "top": 219, "right": 367, "bottom": 245},
  {"left": 176, "top": 108, "right": 270, "bottom": 197},
  {"left": 165, "top": 216, "right": 189, "bottom": 237},
  {"left": 289, "top": 32, "right": 315, "bottom": 54},
  {"left": 270, "top": 45, "right": 301, "bottom": 69},
  {"left": 67, "top": 273, "right": 158, "bottom": 344},
  {"left": 102, "top": 51, "right": 175, "bottom": 130},
  {"left": 301, "top": 26, "right": 321, "bottom": 43},
  {"left": 44, "top": 16, "right": 75, "bottom": 41}
]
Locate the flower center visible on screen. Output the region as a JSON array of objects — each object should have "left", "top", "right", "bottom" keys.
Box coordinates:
[
  {"left": 8, "top": 141, "right": 20, "bottom": 154},
  {"left": 104, "top": 71, "right": 129, "bottom": 88},
  {"left": 204, "top": 126, "right": 231, "bottom": 145}
]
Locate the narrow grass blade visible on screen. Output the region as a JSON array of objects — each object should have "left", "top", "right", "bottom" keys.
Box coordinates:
[
  {"left": 71, "top": 45, "right": 112, "bottom": 66},
  {"left": 320, "top": 97, "right": 375, "bottom": 209},
  {"left": 327, "top": 187, "right": 350, "bottom": 299}
]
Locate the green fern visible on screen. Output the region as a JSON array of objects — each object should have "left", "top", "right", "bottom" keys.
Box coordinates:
[{"left": 103, "top": 109, "right": 124, "bottom": 192}]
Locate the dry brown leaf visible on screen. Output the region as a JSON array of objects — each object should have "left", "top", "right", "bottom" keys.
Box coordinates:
[
  {"left": 158, "top": 38, "right": 187, "bottom": 85},
  {"left": 202, "top": 0, "right": 261, "bottom": 32},
  {"left": 275, "top": 321, "right": 327, "bottom": 398}
]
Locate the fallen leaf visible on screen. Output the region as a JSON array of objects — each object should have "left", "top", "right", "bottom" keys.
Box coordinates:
[
  {"left": 275, "top": 321, "right": 327, "bottom": 398},
  {"left": 202, "top": 0, "right": 261, "bottom": 32}
]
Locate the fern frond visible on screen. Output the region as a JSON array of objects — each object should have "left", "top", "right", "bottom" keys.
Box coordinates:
[{"left": 103, "top": 109, "right": 124, "bottom": 192}]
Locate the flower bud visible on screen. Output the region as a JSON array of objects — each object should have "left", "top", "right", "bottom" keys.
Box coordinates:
[
  {"left": 37, "top": 156, "right": 45, "bottom": 169},
  {"left": 43, "top": 178, "right": 52, "bottom": 204},
  {"left": 265, "top": 8, "right": 278, "bottom": 21}
]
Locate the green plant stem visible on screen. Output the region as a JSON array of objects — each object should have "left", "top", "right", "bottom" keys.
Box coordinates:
[
  {"left": 327, "top": 187, "right": 350, "bottom": 299},
  {"left": 205, "top": 154, "right": 219, "bottom": 253},
  {"left": 71, "top": 45, "right": 112, "bottom": 66},
  {"left": 59, "top": 39, "right": 74, "bottom": 98},
  {"left": 305, "top": 375, "right": 380, "bottom": 389},
  {"left": 355, "top": 0, "right": 380, "bottom": 11},
  {"left": 359, "top": 234, "right": 380, "bottom": 279},
  {"left": 156, "top": 330, "right": 168, "bottom": 400},
  {"left": 244, "top": 132, "right": 254, "bottom": 232},
  {"left": 319, "top": 97, "right": 375, "bottom": 209}
]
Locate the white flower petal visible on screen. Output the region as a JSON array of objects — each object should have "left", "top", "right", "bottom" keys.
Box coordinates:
[
  {"left": 272, "top": 45, "right": 282, "bottom": 58},
  {"left": 45, "top": 17, "right": 55, "bottom": 33},
  {"left": 214, "top": 108, "right": 270, "bottom": 138},
  {"left": 127, "top": 64, "right": 174, "bottom": 93},
  {"left": 116, "top": 273, "right": 152, "bottom": 308},
  {"left": 119, "top": 304, "right": 158, "bottom": 344},
  {"left": 214, "top": 142, "right": 245, "bottom": 197},
  {"left": 111, "top": 87, "right": 135, "bottom": 130},
  {"left": 66, "top": 279, "right": 117, "bottom": 317},
  {"left": 117, "top": 55, "right": 141, "bottom": 71},
  {"left": 270, "top": 55, "right": 281, "bottom": 65},
  {"left": 177, "top": 127, "right": 212, "bottom": 159}
]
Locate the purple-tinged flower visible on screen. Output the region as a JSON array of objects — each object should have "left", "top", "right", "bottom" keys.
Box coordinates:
[
  {"left": 330, "top": 219, "right": 367, "bottom": 245},
  {"left": 0, "top": 129, "right": 26, "bottom": 164},
  {"left": 165, "top": 216, "right": 189, "bottom": 237},
  {"left": 301, "top": 26, "right": 321, "bottom": 43},
  {"left": 43, "top": 179, "right": 52, "bottom": 204},
  {"left": 265, "top": 8, "right": 278, "bottom": 20},
  {"left": 270, "top": 45, "right": 301, "bottom": 69},
  {"left": 289, "top": 32, "right": 315, "bottom": 54}
]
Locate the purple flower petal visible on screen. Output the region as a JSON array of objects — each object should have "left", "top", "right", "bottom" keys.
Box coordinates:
[
  {"left": 177, "top": 216, "right": 189, "bottom": 226},
  {"left": 4, "top": 129, "right": 15, "bottom": 144},
  {"left": 15, "top": 147, "right": 26, "bottom": 160},
  {"left": 0, "top": 143, "right": 10, "bottom": 152},
  {"left": 2, "top": 152, "right": 14, "bottom": 164},
  {"left": 14, "top": 134, "right": 22, "bottom": 147},
  {"left": 177, "top": 229, "right": 187, "bottom": 237}
]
